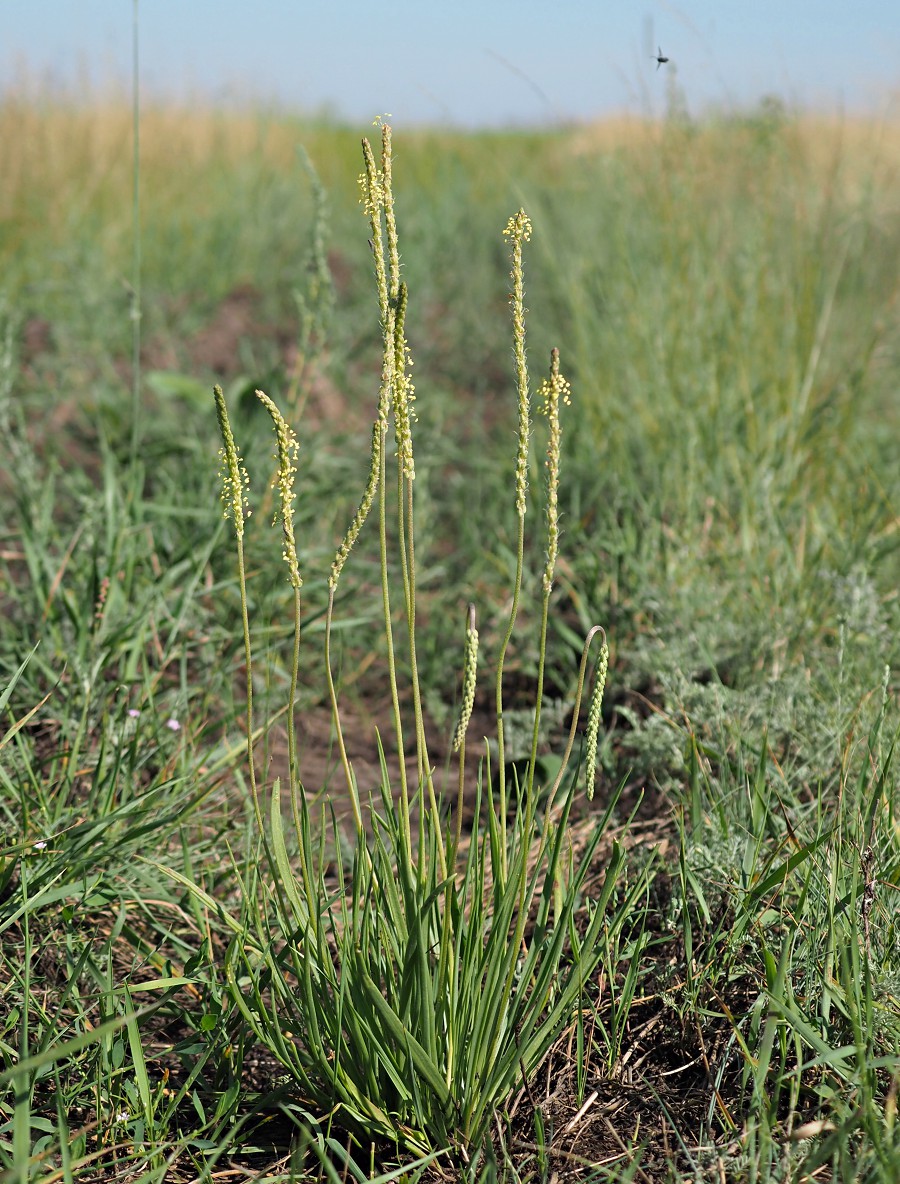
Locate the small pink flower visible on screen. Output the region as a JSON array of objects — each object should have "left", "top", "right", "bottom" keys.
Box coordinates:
[
  {"left": 128, "top": 709, "right": 140, "bottom": 718},
  {"left": 166, "top": 718, "right": 181, "bottom": 732}
]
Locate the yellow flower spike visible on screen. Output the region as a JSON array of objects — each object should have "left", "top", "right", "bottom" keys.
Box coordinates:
[
  {"left": 214, "top": 385, "right": 250, "bottom": 540},
  {"left": 502, "top": 209, "right": 533, "bottom": 243},
  {"left": 360, "top": 136, "right": 391, "bottom": 348},
  {"left": 358, "top": 136, "right": 385, "bottom": 220},
  {"left": 503, "top": 209, "right": 533, "bottom": 517},
  {"left": 381, "top": 123, "right": 401, "bottom": 303},
  {"left": 453, "top": 605, "right": 479, "bottom": 752},
  {"left": 585, "top": 636, "right": 610, "bottom": 802},
  {"left": 537, "top": 348, "right": 571, "bottom": 595},
  {"left": 257, "top": 391, "right": 302, "bottom": 589},
  {"left": 393, "top": 281, "right": 416, "bottom": 481}
]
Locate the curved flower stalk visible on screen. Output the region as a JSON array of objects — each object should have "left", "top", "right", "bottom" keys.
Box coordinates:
[{"left": 546, "top": 625, "right": 609, "bottom": 818}]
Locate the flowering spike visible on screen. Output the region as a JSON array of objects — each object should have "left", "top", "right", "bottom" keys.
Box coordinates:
[
  {"left": 453, "top": 605, "right": 479, "bottom": 752},
  {"left": 214, "top": 385, "right": 250, "bottom": 539},
  {"left": 257, "top": 390, "right": 302, "bottom": 589},
  {"left": 393, "top": 281, "right": 417, "bottom": 480},
  {"left": 503, "top": 209, "right": 533, "bottom": 516},
  {"left": 537, "top": 348, "right": 572, "bottom": 594},
  {"left": 585, "top": 637, "right": 609, "bottom": 802}
]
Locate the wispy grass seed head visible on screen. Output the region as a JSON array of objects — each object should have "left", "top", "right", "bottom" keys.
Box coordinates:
[
  {"left": 257, "top": 390, "right": 302, "bottom": 589},
  {"left": 214, "top": 384, "right": 250, "bottom": 540}
]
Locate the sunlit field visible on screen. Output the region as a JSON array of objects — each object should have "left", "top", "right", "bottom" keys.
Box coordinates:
[{"left": 1, "top": 89, "right": 899, "bottom": 1182}]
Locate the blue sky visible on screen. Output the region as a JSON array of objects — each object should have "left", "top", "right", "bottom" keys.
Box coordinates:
[{"left": 3, "top": 1, "right": 898, "bottom": 126}]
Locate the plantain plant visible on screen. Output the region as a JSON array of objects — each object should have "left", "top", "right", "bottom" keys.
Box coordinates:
[{"left": 205, "top": 120, "right": 648, "bottom": 1165}]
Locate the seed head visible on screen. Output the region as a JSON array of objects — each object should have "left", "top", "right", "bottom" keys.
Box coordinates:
[
  {"left": 392, "top": 282, "right": 417, "bottom": 480},
  {"left": 502, "top": 210, "right": 533, "bottom": 243},
  {"left": 214, "top": 385, "right": 250, "bottom": 539},
  {"left": 453, "top": 605, "right": 479, "bottom": 752},
  {"left": 537, "top": 348, "right": 572, "bottom": 593},
  {"left": 257, "top": 391, "right": 302, "bottom": 589},
  {"left": 504, "top": 209, "right": 533, "bottom": 516},
  {"left": 585, "top": 637, "right": 609, "bottom": 802},
  {"left": 358, "top": 137, "right": 384, "bottom": 220}
]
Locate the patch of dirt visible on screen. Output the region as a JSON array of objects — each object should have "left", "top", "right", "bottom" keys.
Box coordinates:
[
  {"left": 140, "top": 277, "right": 365, "bottom": 432},
  {"left": 16, "top": 268, "right": 368, "bottom": 448},
  {"left": 21, "top": 315, "right": 54, "bottom": 363},
  {"left": 188, "top": 282, "right": 270, "bottom": 375}
]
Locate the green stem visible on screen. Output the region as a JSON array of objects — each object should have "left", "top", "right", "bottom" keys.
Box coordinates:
[
  {"left": 324, "top": 586, "right": 365, "bottom": 837},
  {"left": 129, "top": 0, "right": 142, "bottom": 470},
  {"left": 286, "top": 583, "right": 302, "bottom": 839},
  {"left": 378, "top": 425, "right": 412, "bottom": 863},
  {"left": 397, "top": 467, "right": 445, "bottom": 881},
  {"left": 235, "top": 536, "right": 262, "bottom": 835},
  {"left": 494, "top": 511, "right": 525, "bottom": 884},
  {"left": 526, "top": 586, "right": 551, "bottom": 798},
  {"left": 527, "top": 348, "right": 565, "bottom": 797}
]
